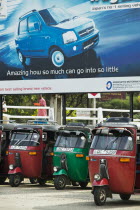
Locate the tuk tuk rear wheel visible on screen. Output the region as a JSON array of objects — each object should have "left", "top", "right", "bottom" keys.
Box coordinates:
[
  {"left": 29, "top": 178, "right": 38, "bottom": 184},
  {"left": 120, "top": 194, "right": 131, "bottom": 201},
  {"left": 9, "top": 173, "right": 21, "bottom": 187},
  {"left": 0, "top": 177, "right": 7, "bottom": 185},
  {"left": 38, "top": 178, "right": 46, "bottom": 186},
  {"left": 94, "top": 187, "right": 107, "bottom": 206},
  {"left": 54, "top": 175, "right": 66, "bottom": 190},
  {"left": 79, "top": 181, "right": 88, "bottom": 189}
]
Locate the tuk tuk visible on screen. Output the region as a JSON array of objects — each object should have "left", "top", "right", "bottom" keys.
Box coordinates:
[
  {"left": 87, "top": 120, "right": 140, "bottom": 206},
  {"left": 53, "top": 124, "right": 92, "bottom": 190},
  {"left": 0, "top": 123, "right": 16, "bottom": 184},
  {"left": 8, "top": 122, "right": 59, "bottom": 187}
]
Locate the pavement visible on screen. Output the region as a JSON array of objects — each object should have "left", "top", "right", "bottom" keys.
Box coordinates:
[{"left": 1, "top": 180, "right": 140, "bottom": 210}]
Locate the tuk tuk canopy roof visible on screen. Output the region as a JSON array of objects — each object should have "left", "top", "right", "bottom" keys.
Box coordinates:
[{"left": 13, "top": 124, "right": 60, "bottom": 132}]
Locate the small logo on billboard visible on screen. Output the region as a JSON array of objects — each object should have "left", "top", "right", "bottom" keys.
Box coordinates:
[{"left": 106, "top": 81, "right": 112, "bottom": 90}]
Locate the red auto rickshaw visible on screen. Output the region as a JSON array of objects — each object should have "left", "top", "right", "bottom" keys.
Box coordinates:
[
  {"left": 0, "top": 123, "right": 16, "bottom": 184},
  {"left": 8, "top": 122, "right": 59, "bottom": 187},
  {"left": 87, "top": 120, "right": 140, "bottom": 205}
]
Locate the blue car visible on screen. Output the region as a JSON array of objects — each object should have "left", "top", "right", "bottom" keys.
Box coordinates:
[{"left": 15, "top": 6, "right": 99, "bottom": 68}]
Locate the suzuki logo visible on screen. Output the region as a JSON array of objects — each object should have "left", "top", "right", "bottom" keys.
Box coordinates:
[{"left": 86, "top": 29, "right": 90, "bottom": 34}]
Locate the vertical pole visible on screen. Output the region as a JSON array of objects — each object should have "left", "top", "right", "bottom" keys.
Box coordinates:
[
  {"left": 62, "top": 94, "right": 66, "bottom": 125},
  {"left": 130, "top": 92, "right": 133, "bottom": 121},
  {"left": 93, "top": 98, "right": 96, "bottom": 126},
  {"left": 0, "top": 95, "right": 2, "bottom": 121}
]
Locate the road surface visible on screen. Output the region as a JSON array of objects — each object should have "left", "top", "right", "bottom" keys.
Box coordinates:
[{"left": 1, "top": 180, "right": 140, "bottom": 210}]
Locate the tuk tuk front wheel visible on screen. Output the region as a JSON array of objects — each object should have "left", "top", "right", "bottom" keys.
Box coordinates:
[
  {"left": 9, "top": 173, "right": 21, "bottom": 187},
  {"left": 54, "top": 175, "right": 66, "bottom": 190},
  {"left": 94, "top": 187, "right": 107, "bottom": 206},
  {"left": 79, "top": 181, "right": 88, "bottom": 189},
  {"left": 120, "top": 194, "right": 131, "bottom": 201}
]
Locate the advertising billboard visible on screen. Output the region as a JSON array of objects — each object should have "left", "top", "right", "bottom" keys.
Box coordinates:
[{"left": 0, "top": 0, "right": 140, "bottom": 94}]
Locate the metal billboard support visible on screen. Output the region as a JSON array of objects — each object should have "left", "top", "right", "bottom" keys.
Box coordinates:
[
  {"left": 0, "top": 95, "right": 2, "bottom": 121},
  {"left": 130, "top": 92, "right": 133, "bottom": 121},
  {"left": 62, "top": 94, "right": 66, "bottom": 125}
]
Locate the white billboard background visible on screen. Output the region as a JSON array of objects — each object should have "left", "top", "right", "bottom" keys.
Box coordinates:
[{"left": 0, "top": 0, "right": 140, "bottom": 94}]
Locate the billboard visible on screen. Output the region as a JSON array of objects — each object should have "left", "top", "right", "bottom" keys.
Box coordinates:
[{"left": 0, "top": 0, "right": 140, "bottom": 94}]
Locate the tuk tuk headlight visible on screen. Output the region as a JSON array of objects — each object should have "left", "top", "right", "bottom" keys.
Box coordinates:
[
  {"left": 94, "top": 173, "right": 101, "bottom": 181},
  {"left": 62, "top": 31, "right": 77, "bottom": 44},
  {"left": 53, "top": 166, "right": 60, "bottom": 172},
  {"left": 9, "top": 164, "right": 14, "bottom": 170}
]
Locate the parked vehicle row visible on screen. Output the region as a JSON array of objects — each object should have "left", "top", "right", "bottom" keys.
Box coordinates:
[{"left": 1, "top": 118, "right": 140, "bottom": 206}]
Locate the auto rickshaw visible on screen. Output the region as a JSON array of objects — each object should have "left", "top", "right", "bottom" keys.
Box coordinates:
[
  {"left": 53, "top": 123, "right": 92, "bottom": 190},
  {"left": 8, "top": 121, "right": 59, "bottom": 187},
  {"left": 87, "top": 120, "right": 140, "bottom": 206},
  {"left": 0, "top": 123, "right": 16, "bottom": 184}
]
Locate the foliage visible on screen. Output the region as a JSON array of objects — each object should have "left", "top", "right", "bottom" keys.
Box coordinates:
[
  {"left": 3, "top": 92, "right": 140, "bottom": 122},
  {"left": 4, "top": 94, "right": 50, "bottom": 123}
]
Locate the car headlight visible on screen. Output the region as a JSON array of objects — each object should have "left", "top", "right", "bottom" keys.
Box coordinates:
[
  {"left": 91, "top": 20, "right": 96, "bottom": 29},
  {"left": 9, "top": 164, "right": 14, "bottom": 170},
  {"left": 94, "top": 173, "right": 101, "bottom": 181},
  {"left": 62, "top": 31, "right": 77, "bottom": 44}
]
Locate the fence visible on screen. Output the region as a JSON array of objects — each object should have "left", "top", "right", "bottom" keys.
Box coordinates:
[{"left": 3, "top": 105, "right": 140, "bottom": 125}]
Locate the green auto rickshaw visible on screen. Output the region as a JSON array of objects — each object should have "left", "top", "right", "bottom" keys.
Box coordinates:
[{"left": 53, "top": 123, "right": 92, "bottom": 190}]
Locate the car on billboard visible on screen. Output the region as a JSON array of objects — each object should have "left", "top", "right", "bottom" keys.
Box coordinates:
[{"left": 15, "top": 6, "right": 99, "bottom": 68}]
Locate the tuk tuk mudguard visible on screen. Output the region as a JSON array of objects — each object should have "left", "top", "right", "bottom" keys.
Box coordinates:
[
  {"left": 8, "top": 167, "right": 22, "bottom": 175},
  {"left": 92, "top": 178, "right": 112, "bottom": 198},
  {"left": 53, "top": 169, "right": 68, "bottom": 177},
  {"left": 92, "top": 178, "right": 109, "bottom": 187}
]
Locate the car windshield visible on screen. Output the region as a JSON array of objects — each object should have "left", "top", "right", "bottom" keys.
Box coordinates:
[
  {"left": 91, "top": 128, "right": 133, "bottom": 151},
  {"left": 55, "top": 132, "right": 86, "bottom": 148},
  {"left": 10, "top": 131, "right": 40, "bottom": 146},
  {"left": 39, "top": 7, "right": 74, "bottom": 25}
]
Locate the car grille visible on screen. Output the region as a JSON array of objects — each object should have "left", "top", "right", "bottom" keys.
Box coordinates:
[
  {"left": 83, "top": 34, "right": 99, "bottom": 50},
  {"left": 78, "top": 26, "right": 94, "bottom": 37}
]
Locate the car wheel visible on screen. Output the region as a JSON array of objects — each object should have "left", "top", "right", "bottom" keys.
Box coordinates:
[
  {"left": 9, "top": 173, "right": 21, "bottom": 187},
  {"left": 50, "top": 49, "right": 65, "bottom": 68},
  {"left": 17, "top": 51, "right": 26, "bottom": 64},
  {"left": 94, "top": 187, "right": 107, "bottom": 206},
  {"left": 120, "top": 194, "right": 131, "bottom": 201},
  {"left": 54, "top": 175, "right": 66, "bottom": 190}
]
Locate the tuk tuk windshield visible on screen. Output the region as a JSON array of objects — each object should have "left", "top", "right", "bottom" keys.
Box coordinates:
[
  {"left": 55, "top": 132, "right": 86, "bottom": 148},
  {"left": 10, "top": 131, "right": 40, "bottom": 146},
  {"left": 91, "top": 128, "right": 133, "bottom": 151}
]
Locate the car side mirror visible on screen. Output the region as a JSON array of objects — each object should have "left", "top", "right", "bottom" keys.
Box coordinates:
[{"left": 34, "top": 22, "right": 40, "bottom": 31}]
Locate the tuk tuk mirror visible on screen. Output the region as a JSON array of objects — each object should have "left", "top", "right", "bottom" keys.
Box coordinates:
[{"left": 42, "top": 133, "right": 47, "bottom": 142}]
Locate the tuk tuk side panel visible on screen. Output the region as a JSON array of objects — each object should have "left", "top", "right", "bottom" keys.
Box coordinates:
[
  {"left": 0, "top": 155, "right": 9, "bottom": 174},
  {"left": 8, "top": 146, "right": 43, "bottom": 177},
  {"left": 45, "top": 155, "right": 53, "bottom": 177},
  {"left": 135, "top": 143, "right": 140, "bottom": 188},
  {"left": 89, "top": 149, "right": 136, "bottom": 194},
  {"left": 53, "top": 147, "right": 89, "bottom": 182}
]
